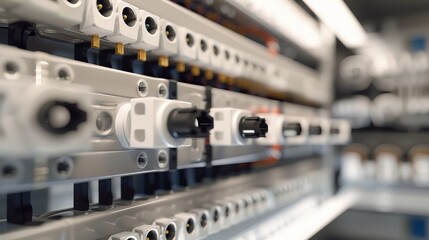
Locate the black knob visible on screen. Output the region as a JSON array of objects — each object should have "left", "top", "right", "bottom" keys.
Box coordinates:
[
  {"left": 309, "top": 125, "right": 322, "bottom": 135},
  {"left": 239, "top": 116, "right": 268, "bottom": 138},
  {"left": 167, "top": 108, "right": 214, "bottom": 138},
  {"left": 282, "top": 122, "right": 302, "bottom": 138}
]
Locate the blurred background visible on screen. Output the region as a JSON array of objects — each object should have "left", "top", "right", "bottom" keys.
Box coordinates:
[{"left": 171, "top": 0, "right": 429, "bottom": 239}]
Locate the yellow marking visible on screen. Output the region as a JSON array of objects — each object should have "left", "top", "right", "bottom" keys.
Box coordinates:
[
  {"left": 123, "top": 14, "right": 128, "bottom": 21},
  {"left": 97, "top": 4, "right": 103, "bottom": 10},
  {"left": 91, "top": 35, "right": 100, "bottom": 49},
  {"left": 218, "top": 74, "right": 226, "bottom": 83},
  {"left": 159, "top": 56, "right": 169, "bottom": 67},
  {"left": 191, "top": 66, "right": 200, "bottom": 76},
  {"left": 137, "top": 49, "right": 147, "bottom": 61},
  {"left": 226, "top": 76, "right": 234, "bottom": 85},
  {"left": 115, "top": 43, "right": 125, "bottom": 55},
  {"left": 204, "top": 70, "right": 213, "bottom": 80},
  {"left": 176, "top": 62, "right": 185, "bottom": 72}
]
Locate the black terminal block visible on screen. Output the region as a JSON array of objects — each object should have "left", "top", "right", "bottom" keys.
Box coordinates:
[
  {"left": 168, "top": 108, "right": 214, "bottom": 138},
  {"left": 282, "top": 122, "right": 302, "bottom": 138},
  {"left": 309, "top": 125, "right": 323, "bottom": 135},
  {"left": 239, "top": 116, "right": 268, "bottom": 138}
]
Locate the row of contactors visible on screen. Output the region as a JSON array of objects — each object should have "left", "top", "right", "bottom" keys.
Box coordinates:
[
  {"left": 0, "top": 78, "right": 349, "bottom": 158},
  {"left": 0, "top": 45, "right": 347, "bottom": 158},
  {"left": 0, "top": 0, "right": 316, "bottom": 93},
  {"left": 342, "top": 144, "right": 429, "bottom": 186},
  {"left": 106, "top": 176, "right": 313, "bottom": 240}
]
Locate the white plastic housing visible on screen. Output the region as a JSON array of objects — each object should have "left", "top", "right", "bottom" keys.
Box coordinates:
[
  {"left": 287, "top": 72, "right": 304, "bottom": 95},
  {"left": 202, "top": 204, "right": 224, "bottom": 234},
  {"left": 222, "top": 197, "right": 245, "bottom": 224},
  {"left": 210, "top": 107, "right": 252, "bottom": 146},
  {"left": 235, "top": 193, "right": 255, "bottom": 218},
  {"left": 108, "top": 232, "right": 139, "bottom": 240},
  {"left": 174, "top": 212, "right": 199, "bottom": 240},
  {"left": 189, "top": 209, "right": 210, "bottom": 238},
  {"left": 193, "top": 34, "right": 212, "bottom": 68},
  {"left": 105, "top": 0, "right": 139, "bottom": 44},
  {"left": 256, "top": 114, "right": 285, "bottom": 145},
  {"left": 242, "top": 54, "right": 255, "bottom": 79},
  {"left": 220, "top": 46, "right": 236, "bottom": 75},
  {"left": 329, "top": 119, "right": 351, "bottom": 145},
  {"left": 413, "top": 154, "right": 429, "bottom": 185},
  {"left": 0, "top": 81, "right": 93, "bottom": 158},
  {"left": 254, "top": 59, "right": 267, "bottom": 83},
  {"left": 283, "top": 116, "right": 309, "bottom": 145},
  {"left": 213, "top": 200, "right": 235, "bottom": 227},
  {"left": 1, "top": 0, "right": 86, "bottom": 28},
  {"left": 153, "top": 218, "right": 180, "bottom": 240},
  {"left": 229, "top": 50, "right": 246, "bottom": 77},
  {"left": 174, "top": 26, "right": 198, "bottom": 63},
  {"left": 129, "top": 9, "right": 161, "bottom": 51},
  {"left": 250, "top": 60, "right": 263, "bottom": 83},
  {"left": 152, "top": 20, "right": 178, "bottom": 56},
  {"left": 307, "top": 118, "right": 330, "bottom": 145},
  {"left": 341, "top": 152, "right": 364, "bottom": 183},
  {"left": 279, "top": 69, "right": 291, "bottom": 91},
  {"left": 80, "top": 0, "right": 117, "bottom": 36},
  {"left": 132, "top": 225, "right": 160, "bottom": 240},
  {"left": 266, "top": 64, "right": 285, "bottom": 90},
  {"left": 209, "top": 41, "right": 224, "bottom": 72},
  {"left": 115, "top": 97, "right": 192, "bottom": 149},
  {"left": 376, "top": 152, "right": 399, "bottom": 183}
]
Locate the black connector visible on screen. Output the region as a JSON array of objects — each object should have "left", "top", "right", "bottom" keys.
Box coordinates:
[
  {"left": 167, "top": 108, "right": 214, "bottom": 138},
  {"left": 186, "top": 218, "right": 195, "bottom": 234},
  {"left": 239, "top": 116, "right": 268, "bottom": 138},
  {"left": 146, "top": 230, "right": 158, "bottom": 240},
  {"left": 200, "top": 213, "right": 208, "bottom": 228},
  {"left": 37, "top": 100, "right": 87, "bottom": 135},
  {"left": 282, "top": 122, "right": 302, "bottom": 138},
  {"left": 165, "top": 223, "right": 176, "bottom": 240},
  {"left": 330, "top": 127, "right": 340, "bottom": 134},
  {"left": 309, "top": 125, "right": 322, "bottom": 135}
]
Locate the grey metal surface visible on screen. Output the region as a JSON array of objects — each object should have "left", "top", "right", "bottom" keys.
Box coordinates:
[
  {"left": 313, "top": 187, "right": 429, "bottom": 240},
  {"left": 0, "top": 45, "right": 170, "bottom": 99},
  {"left": 313, "top": 210, "right": 408, "bottom": 240},
  {"left": 353, "top": 187, "right": 429, "bottom": 216},
  {"left": 0, "top": 159, "right": 326, "bottom": 240}
]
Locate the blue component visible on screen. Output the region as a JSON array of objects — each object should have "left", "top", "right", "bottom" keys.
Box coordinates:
[
  {"left": 410, "top": 35, "right": 426, "bottom": 52},
  {"left": 409, "top": 216, "right": 427, "bottom": 238}
]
